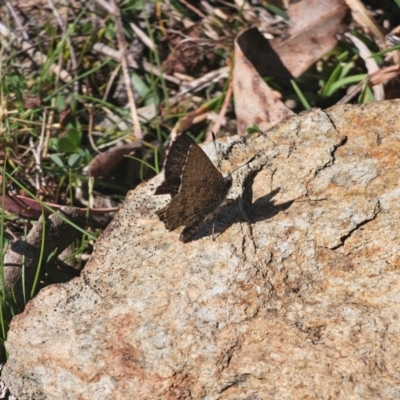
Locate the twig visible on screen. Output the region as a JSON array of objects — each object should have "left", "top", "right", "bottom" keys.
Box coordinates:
[
  {"left": 47, "top": 0, "right": 79, "bottom": 98},
  {"left": 29, "top": 111, "right": 47, "bottom": 190},
  {"left": 178, "top": 66, "right": 229, "bottom": 96},
  {"left": 103, "top": 63, "right": 121, "bottom": 102},
  {"left": 96, "top": 0, "right": 143, "bottom": 140},
  {"left": 129, "top": 21, "right": 155, "bottom": 51},
  {"left": 208, "top": 73, "right": 233, "bottom": 140},
  {"left": 5, "top": 2, "right": 29, "bottom": 40},
  {"left": 336, "top": 82, "right": 364, "bottom": 105},
  {"left": 95, "top": 0, "right": 114, "bottom": 14},
  {"left": 178, "top": 0, "right": 207, "bottom": 18},
  {"left": 344, "top": 0, "right": 385, "bottom": 48},
  {"left": 46, "top": 0, "right": 72, "bottom": 159},
  {"left": 171, "top": 107, "right": 209, "bottom": 139},
  {"left": 369, "top": 64, "right": 400, "bottom": 85},
  {"left": 93, "top": 42, "right": 181, "bottom": 85},
  {"left": 345, "top": 0, "right": 400, "bottom": 64},
  {"left": 337, "top": 64, "right": 400, "bottom": 105},
  {"left": 110, "top": 0, "right": 142, "bottom": 140},
  {"left": 47, "top": 0, "right": 77, "bottom": 70},
  {"left": 87, "top": 105, "right": 100, "bottom": 154}
]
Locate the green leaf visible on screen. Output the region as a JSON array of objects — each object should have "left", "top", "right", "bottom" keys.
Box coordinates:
[
  {"left": 66, "top": 125, "right": 82, "bottom": 146},
  {"left": 359, "top": 83, "right": 375, "bottom": 103},
  {"left": 81, "top": 21, "right": 94, "bottom": 34},
  {"left": 339, "top": 61, "right": 355, "bottom": 80},
  {"left": 68, "top": 153, "right": 81, "bottom": 168},
  {"left": 321, "top": 64, "right": 342, "bottom": 96},
  {"left": 131, "top": 73, "right": 160, "bottom": 106},
  {"left": 131, "top": 72, "right": 149, "bottom": 98},
  {"left": 55, "top": 95, "right": 67, "bottom": 110},
  {"left": 337, "top": 51, "right": 350, "bottom": 62},
  {"left": 57, "top": 137, "right": 78, "bottom": 152},
  {"left": 46, "top": 247, "right": 58, "bottom": 264},
  {"left": 247, "top": 124, "right": 262, "bottom": 134},
  {"left": 50, "top": 154, "right": 65, "bottom": 168}
]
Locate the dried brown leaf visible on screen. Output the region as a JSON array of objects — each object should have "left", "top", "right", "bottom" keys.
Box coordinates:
[
  {"left": 23, "top": 95, "right": 41, "bottom": 110},
  {"left": 269, "top": 0, "right": 349, "bottom": 78},
  {"left": 233, "top": 28, "right": 293, "bottom": 136},
  {"left": 87, "top": 142, "right": 142, "bottom": 178},
  {"left": 2, "top": 194, "right": 53, "bottom": 219}
]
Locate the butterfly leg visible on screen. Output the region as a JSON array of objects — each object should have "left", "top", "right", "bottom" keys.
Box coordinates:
[{"left": 212, "top": 213, "right": 218, "bottom": 241}]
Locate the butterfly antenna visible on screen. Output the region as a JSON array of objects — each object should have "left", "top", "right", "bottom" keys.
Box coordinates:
[
  {"left": 211, "top": 131, "right": 223, "bottom": 172},
  {"left": 230, "top": 155, "right": 256, "bottom": 176}
]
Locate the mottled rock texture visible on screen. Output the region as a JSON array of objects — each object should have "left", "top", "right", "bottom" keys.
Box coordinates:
[{"left": 3, "top": 101, "right": 400, "bottom": 399}]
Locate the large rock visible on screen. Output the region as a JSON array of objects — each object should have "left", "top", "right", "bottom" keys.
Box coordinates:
[{"left": 3, "top": 101, "right": 400, "bottom": 399}]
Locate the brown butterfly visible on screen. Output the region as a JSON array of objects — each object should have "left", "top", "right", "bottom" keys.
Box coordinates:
[{"left": 155, "top": 133, "right": 232, "bottom": 242}]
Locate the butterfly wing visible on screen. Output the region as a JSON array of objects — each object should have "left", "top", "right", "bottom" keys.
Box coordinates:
[
  {"left": 154, "top": 133, "right": 195, "bottom": 197},
  {"left": 163, "top": 143, "right": 231, "bottom": 233}
]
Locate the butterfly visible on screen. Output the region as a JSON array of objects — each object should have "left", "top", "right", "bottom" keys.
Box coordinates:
[{"left": 155, "top": 133, "right": 232, "bottom": 242}]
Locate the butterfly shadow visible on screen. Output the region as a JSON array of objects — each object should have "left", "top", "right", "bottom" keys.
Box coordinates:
[
  {"left": 186, "top": 187, "right": 293, "bottom": 243},
  {"left": 247, "top": 188, "right": 294, "bottom": 223}
]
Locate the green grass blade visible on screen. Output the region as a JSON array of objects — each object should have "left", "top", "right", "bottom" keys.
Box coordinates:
[
  {"left": 325, "top": 74, "right": 367, "bottom": 97},
  {"left": 290, "top": 80, "right": 311, "bottom": 110}
]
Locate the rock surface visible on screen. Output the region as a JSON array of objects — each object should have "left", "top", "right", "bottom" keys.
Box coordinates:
[{"left": 3, "top": 101, "right": 400, "bottom": 399}]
